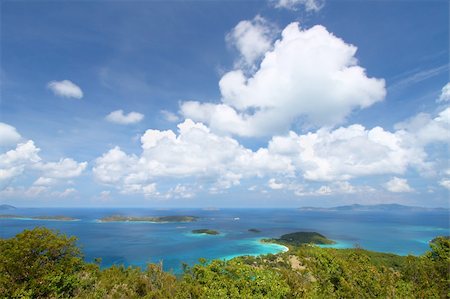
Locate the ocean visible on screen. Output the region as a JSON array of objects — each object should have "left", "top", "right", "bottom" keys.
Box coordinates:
[{"left": 0, "top": 208, "right": 448, "bottom": 273}]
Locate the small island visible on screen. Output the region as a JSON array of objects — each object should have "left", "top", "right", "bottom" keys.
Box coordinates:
[
  {"left": 192, "top": 229, "right": 220, "bottom": 235},
  {"left": 0, "top": 215, "right": 78, "bottom": 221},
  {"left": 99, "top": 215, "right": 198, "bottom": 223},
  {"left": 248, "top": 228, "right": 261, "bottom": 233},
  {"left": 263, "top": 231, "right": 335, "bottom": 246},
  {"left": 0, "top": 204, "right": 16, "bottom": 210}
]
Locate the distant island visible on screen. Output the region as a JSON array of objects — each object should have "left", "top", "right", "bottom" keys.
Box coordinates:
[
  {"left": 192, "top": 229, "right": 220, "bottom": 235},
  {"left": 299, "top": 204, "right": 448, "bottom": 212},
  {"left": 0, "top": 204, "right": 16, "bottom": 210},
  {"left": 99, "top": 215, "right": 198, "bottom": 223},
  {"left": 248, "top": 228, "right": 261, "bottom": 233},
  {"left": 264, "top": 231, "right": 335, "bottom": 246},
  {"left": 0, "top": 215, "right": 78, "bottom": 221}
]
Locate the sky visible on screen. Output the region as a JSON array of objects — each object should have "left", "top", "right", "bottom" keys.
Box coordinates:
[{"left": 0, "top": 0, "right": 449, "bottom": 208}]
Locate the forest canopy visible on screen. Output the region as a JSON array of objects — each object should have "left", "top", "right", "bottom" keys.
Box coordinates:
[{"left": 0, "top": 227, "right": 448, "bottom": 298}]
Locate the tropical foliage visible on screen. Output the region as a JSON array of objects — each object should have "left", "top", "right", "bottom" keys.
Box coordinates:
[{"left": 1, "top": 227, "right": 448, "bottom": 298}]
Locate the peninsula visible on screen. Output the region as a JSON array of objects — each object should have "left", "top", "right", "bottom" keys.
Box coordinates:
[
  {"left": 263, "top": 231, "right": 335, "bottom": 246},
  {"left": 99, "top": 215, "right": 198, "bottom": 223},
  {"left": 0, "top": 215, "right": 78, "bottom": 221}
]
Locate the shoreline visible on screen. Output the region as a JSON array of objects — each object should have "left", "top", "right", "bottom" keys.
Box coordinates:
[{"left": 220, "top": 238, "right": 289, "bottom": 261}]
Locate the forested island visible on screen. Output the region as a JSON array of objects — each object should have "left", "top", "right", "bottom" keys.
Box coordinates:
[
  {"left": 192, "top": 229, "right": 220, "bottom": 235},
  {"left": 99, "top": 215, "right": 198, "bottom": 223},
  {"left": 248, "top": 228, "right": 261, "bottom": 233},
  {"left": 263, "top": 231, "right": 335, "bottom": 246},
  {"left": 0, "top": 228, "right": 448, "bottom": 298},
  {"left": 0, "top": 215, "right": 78, "bottom": 221}
]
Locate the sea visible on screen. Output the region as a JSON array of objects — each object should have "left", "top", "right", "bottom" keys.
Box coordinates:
[{"left": 0, "top": 208, "right": 448, "bottom": 273}]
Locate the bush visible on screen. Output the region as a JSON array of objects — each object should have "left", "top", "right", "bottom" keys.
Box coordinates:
[{"left": 0, "top": 227, "right": 83, "bottom": 298}]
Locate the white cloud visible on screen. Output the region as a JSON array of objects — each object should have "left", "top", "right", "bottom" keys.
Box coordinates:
[
  {"left": 0, "top": 140, "right": 41, "bottom": 182},
  {"left": 0, "top": 123, "right": 21, "bottom": 147},
  {"left": 439, "top": 179, "right": 450, "bottom": 190},
  {"left": 161, "top": 110, "right": 179, "bottom": 122},
  {"left": 267, "top": 125, "right": 424, "bottom": 181},
  {"left": 226, "top": 15, "right": 276, "bottom": 67},
  {"left": 47, "top": 80, "right": 83, "bottom": 99},
  {"left": 0, "top": 126, "right": 87, "bottom": 193},
  {"left": 105, "top": 110, "right": 144, "bottom": 125},
  {"left": 33, "top": 177, "right": 56, "bottom": 186},
  {"left": 268, "top": 178, "right": 285, "bottom": 190},
  {"left": 95, "top": 102, "right": 450, "bottom": 198},
  {"left": 182, "top": 22, "right": 385, "bottom": 137},
  {"left": 35, "top": 158, "right": 87, "bottom": 179},
  {"left": 384, "top": 177, "right": 414, "bottom": 193},
  {"left": 94, "top": 119, "right": 292, "bottom": 195},
  {"left": 275, "top": 0, "right": 324, "bottom": 11},
  {"left": 438, "top": 82, "right": 450, "bottom": 102},
  {"left": 56, "top": 188, "right": 76, "bottom": 198},
  {"left": 394, "top": 107, "right": 450, "bottom": 146}
]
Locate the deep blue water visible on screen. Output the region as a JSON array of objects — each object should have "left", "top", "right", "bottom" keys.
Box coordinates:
[{"left": 0, "top": 208, "right": 448, "bottom": 273}]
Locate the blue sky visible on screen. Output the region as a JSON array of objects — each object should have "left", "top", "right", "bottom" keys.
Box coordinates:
[{"left": 0, "top": 0, "right": 448, "bottom": 207}]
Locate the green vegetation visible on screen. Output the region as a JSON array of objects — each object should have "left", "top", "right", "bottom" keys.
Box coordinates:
[
  {"left": 248, "top": 228, "right": 261, "bottom": 233},
  {"left": 99, "top": 215, "right": 198, "bottom": 223},
  {"left": 192, "top": 229, "right": 220, "bottom": 235},
  {"left": 1, "top": 228, "right": 449, "bottom": 298},
  {"left": 0, "top": 215, "right": 78, "bottom": 221},
  {"left": 264, "top": 231, "right": 335, "bottom": 246}
]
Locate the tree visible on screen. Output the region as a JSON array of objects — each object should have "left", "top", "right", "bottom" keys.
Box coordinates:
[{"left": 0, "top": 227, "right": 84, "bottom": 298}]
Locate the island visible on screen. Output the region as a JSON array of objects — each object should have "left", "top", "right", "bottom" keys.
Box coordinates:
[
  {"left": 0, "top": 215, "right": 78, "bottom": 221},
  {"left": 248, "top": 228, "right": 261, "bottom": 233},
  {"left": 263, "top": 231, "right": 335, "bottom": 246},
  {"left": 99, "top": 215, "right": 198, "bottom": 223},
  {"left": 0, "top": 204, "right": 16, "bottom": 210},
  {"left": 298, "top": 204, "right": 449, "bottom": 212},
  {"left": 192, "top": 229, "right": 220, "bottom": 235}
]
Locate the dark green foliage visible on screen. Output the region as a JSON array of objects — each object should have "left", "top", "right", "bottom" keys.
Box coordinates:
[
  {"left": 0, "top": 227, "right": 83, "bottom": 298},
  {"left": 1, "top": 228, "right": 448, "bottom": 298},
  {"left": 267, "top": 231, "right": 335, "bottom": 246},
  {"left": 178, "top": 259, "right": 290, "bottom": 298},
  {"left": 191, "top": 229, "right": 220, "bottom": 235}
]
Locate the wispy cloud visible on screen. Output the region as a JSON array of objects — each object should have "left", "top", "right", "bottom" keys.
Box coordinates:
[{"left": 388, "top": 64, "right": 448, "bottom": 92}]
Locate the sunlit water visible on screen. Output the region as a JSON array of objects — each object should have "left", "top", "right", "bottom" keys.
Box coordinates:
[{"left": 1, "top": 208, "right": 448, "bottom": 273}]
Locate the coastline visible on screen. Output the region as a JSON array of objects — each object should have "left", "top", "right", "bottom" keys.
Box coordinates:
[{"left": 220, "top": 238, "right": 289, "bottom": 261}]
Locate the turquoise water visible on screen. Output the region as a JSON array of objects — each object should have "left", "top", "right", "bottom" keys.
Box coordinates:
[{"left": 0, "top": 208, "right": 448, "bottom": 273}]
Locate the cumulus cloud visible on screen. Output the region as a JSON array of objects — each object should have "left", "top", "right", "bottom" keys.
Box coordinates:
[
  {"left": 94, "top": 119, "right": 292, "bottom": 196},
  {"left": 35, "top": 158, "right": 87, "bottom": 179},
  {"left": 94, "top": 102, "right": 450, "bottom": 198},
  {"left": 226, "top": 15, "right": 277, "bottom": 67},
  {"left": 105, "top": 110, "right": 144, "bottom": 125},
  {"left": 438, "top": 82, "right": 450, "bottom": 102},
  {"left": 384, "top": 177, "right": 414, "bottom": 193},
  {"left": 182, "top": 22, "right": 386, "bottom": 137},
  {"left": 0, "top": 124, "right": 87, "bottom": 193},
  {"left": 394, "top": 107, "right": 450, "bottom": 146},
  {"left": 275, "top": 0, "right": 324, "bottom": 11},
  {"left": 0, "top": 123, "right": 21, "bottom": 147},
  {"left": 47, "top": 80, "right": 83, "bottom": 99},
  {"left": 267, "top": 125, "right": 425, "bottom": 181}
]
